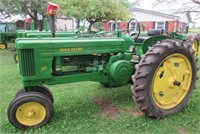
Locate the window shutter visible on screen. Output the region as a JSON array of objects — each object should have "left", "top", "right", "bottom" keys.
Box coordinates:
[
  {"left": 152, "top": 22, "right": 155, "bottom": 29},
  {"left": 109, "top": 22, "right": 112, "bottom": 31},
  {"left": 165, "top": 21, "right": 168, "bottom": 31}
]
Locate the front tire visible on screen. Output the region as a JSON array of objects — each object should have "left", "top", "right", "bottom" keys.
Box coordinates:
[
  {"left": 132, "top": 39, "right": 198, "bottom": 118},
  {"left": 8, "top": 92, "right": 54, "bottom": 129},
  {"left": 15, "top": 86, "right": 54, "bottom": 103},
  {"left": 13, "top": 52, "right": 18, "bottom": 63}
]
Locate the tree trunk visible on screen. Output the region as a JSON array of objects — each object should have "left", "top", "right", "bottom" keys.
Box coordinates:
[
  {"left": 33, "top": 10, "right": 38, "bottom": 30},
  {"left": 40, "top": 14, "right": 44, "bottom": 31},
  {"left": 88, "top": 23, "right": 93, "bottom": 31},
  {"left": 76, "top": 20, "right": 80, "bottom": 29}
]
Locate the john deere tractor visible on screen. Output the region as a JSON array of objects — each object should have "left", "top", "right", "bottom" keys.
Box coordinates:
[
  {"left": 7, "top": 16, "right": 199, "bottom": 129},
  {"left": 0, "top": 22, "right": 17, "bottom": 49}
]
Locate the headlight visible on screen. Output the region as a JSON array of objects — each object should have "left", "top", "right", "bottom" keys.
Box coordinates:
[{"left": 129, "top": 46, "right": 137, "bottom": 53}]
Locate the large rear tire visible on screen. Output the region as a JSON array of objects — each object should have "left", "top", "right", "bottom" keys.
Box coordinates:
[
  {"left": 132, "top": 39, "right": 198, "bottom": 118},
  {"left": 184, "top": 35, "right": 199, "bottom": 57}
]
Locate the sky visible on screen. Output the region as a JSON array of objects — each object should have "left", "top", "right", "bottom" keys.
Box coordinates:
[
  {"left": 132, "top": 0, "right": 183, "bottom": 10},
  {"left": 129, "top": 0, "right": 194, "bottom": 10}
]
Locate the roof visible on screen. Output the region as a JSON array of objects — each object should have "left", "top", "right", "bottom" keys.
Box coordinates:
[
  {"left": 129, "top": 8, "right": 193, "bottom": 23},
  {"left": 157, "top": 9, "right": 193, "bottom": 23},
  {"left": 129, "top": 8, "right": 179, "bottom": 19}
]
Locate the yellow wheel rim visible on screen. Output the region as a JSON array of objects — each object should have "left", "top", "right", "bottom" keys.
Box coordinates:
[
  {"left": 152, "top": 53, "right": 192, "bottom": 109},
  {"left": 0, "top": 44, "right": 6, "bottom": 49},
  {"left": 16, "top": 102, "right": 46, "bottom": 126},
  {"left": 192, "top": 40, "right": 198, "bottom": 56}
]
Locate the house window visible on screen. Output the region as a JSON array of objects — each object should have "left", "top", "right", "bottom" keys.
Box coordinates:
[
  {"left": 130, "top": 22, "right": 138, "bottom": 31},
  {"left": 155, "top": 22, "right": 165, "bottom": 30},
  {"left": 110, "top": 22, "right": 120, "bottom": 31},
  {"left": 178, "top": 22, "right": 183, "bottom": 32}
]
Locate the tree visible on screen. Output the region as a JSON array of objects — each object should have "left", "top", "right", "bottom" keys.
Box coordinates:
[
  {"left": 0, "top": 0, "right": 131, "bottom": 30},
  {"left": 0, "top": 7, "right": 11, "bottom": 20},
  {"left": 84, "top": 0, "right": 130, "bottom": 30},
  {"left": 54, "top": 0, "right": 86, "bottom": 29},
  {"left": 114, "top": 0, "right": 139, "bottom": 10},
  {"left": 0, "top": 0, "right": 49, "bottom": 28},
  {"left": 56, "top": 0, "right": 130, "bottom": 30},
  {"left": 154, "top": 0, "right": 200, "bottom": 20}
]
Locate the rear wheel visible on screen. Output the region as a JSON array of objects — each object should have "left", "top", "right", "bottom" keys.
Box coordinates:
[
  {"left": 132, "top": 39, "right": 198, "bottom": 118},
  {"left": 8, "top": 92, "right": 54, "bottom": 129},
  {"left": 185, "top": 35, "right": 199, "bottom": 57},
  {"left": 0, "top": 42, "right": 7, "bottom": 49}
]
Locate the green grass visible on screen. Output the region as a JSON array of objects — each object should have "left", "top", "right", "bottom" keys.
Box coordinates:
[
  {"left": 189, "top": 29, "right": 200, "bottom": 34},
  {"left": 0, "top": 43, "right": 200, "bottom": 134}
]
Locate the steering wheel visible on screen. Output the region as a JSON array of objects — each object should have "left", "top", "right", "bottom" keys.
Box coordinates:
[{"left": 127, "top": 18, "right": 140, "bottom": 40}]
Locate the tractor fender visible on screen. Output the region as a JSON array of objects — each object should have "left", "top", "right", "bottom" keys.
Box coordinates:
[{"left": 142, "top": 35, "right": 171, "bottom": 54}]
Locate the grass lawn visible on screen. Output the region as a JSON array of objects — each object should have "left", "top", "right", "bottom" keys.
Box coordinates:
[{"left": 0, "top": 42, "right": 199, "bottom": 134}]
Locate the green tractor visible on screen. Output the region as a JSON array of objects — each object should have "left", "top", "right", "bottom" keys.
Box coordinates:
[
  {"left": 7, "top": 18, "right": 199, "bottom": 129},
  {"left": 0, "top": 22, "right": 17, "bottom": 49}
]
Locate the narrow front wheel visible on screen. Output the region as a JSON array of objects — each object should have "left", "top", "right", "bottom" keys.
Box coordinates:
[
  {"left": 13, "top": 52, "right": 18, "bottom": 63},
  {"left": 15, "top": 86, "right": 54, "bottom": 103},
  {"left": 8, "top": 92, "right": 54, "bottom": 129}
]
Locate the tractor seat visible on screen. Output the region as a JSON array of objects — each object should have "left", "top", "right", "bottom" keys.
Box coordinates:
[{"left": 135, "top": 29, "right": 164, "bottom": 43}]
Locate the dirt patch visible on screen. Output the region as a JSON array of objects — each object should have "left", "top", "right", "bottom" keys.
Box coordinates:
[
  {"left": 94, "top": 97, "right": 144, "bottom": 120},
  {"left": 178, "top": 128, "right": 188, "bottom": 134},
  {"left": 123, "top": 107, "right": 144, "bottom": 117},
  {"left": 94, "top": 98, "right": 118, "bottom": 120}
]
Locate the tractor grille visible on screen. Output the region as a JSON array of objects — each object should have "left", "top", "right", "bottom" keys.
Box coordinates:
[{"left": 19, "top": 49, "right": 35, "bottom": 76}]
